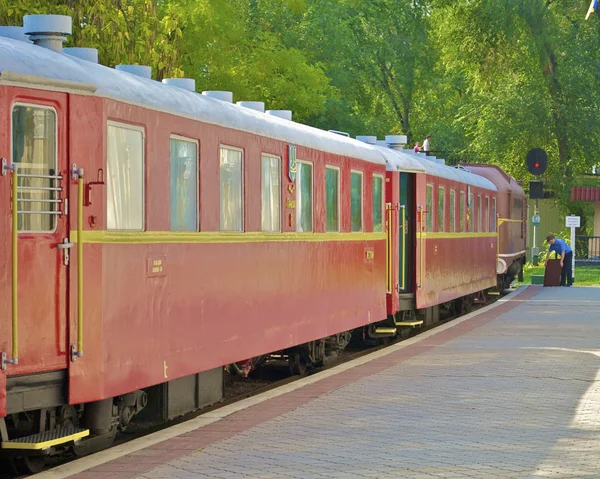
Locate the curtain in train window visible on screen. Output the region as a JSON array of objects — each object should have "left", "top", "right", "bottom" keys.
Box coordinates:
[
  {"left": 484, "top": 197, "right": 490, "bottom": 232},
  {"left": 438, "top": 187, "right": 445, "bottom": 232},
  {"left": 107, "top": 124, "right": 144, "bottom": 231},
  {"left": 170, "top": 138, "right": 198, "bottom": 231},
  {"left": 12, "top": 105, "right": 57, "bottom": 232},
  {"left": 220, "top": 147, "right": 243, "bottom": 231},
  {"left": 351, "top": 172, "right": 363, "bottom": 232},
  {"left": 491, "top": 198, "right": 497, "bottom": 232},
  {"left": 449, "top": 189, "right": 456, "bottom": 232},
  {"left": 468, "top": 193, "right": 474, "bottom": 232},
  {"left": 477, "top": 195, "right": 482, "bottom": 232},
  {"left": 425, "top": 184, "right": 433, "bottom": 232},
  {"left": 296, "top": 162, "right": 313, "bottom": 232},
  {"left": 326, "top": 167, "right": 339, "bottom": 232},
  {"left": 460, "top": 191, "right": 466, "bottom": 232},
  {"left": 261, "top": 155, "right": 281, "bottom": 232},
  {"left": 372, "top": 175, "right": 383, "bottom": 232}
]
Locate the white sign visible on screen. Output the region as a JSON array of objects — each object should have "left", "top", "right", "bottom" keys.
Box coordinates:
[{"left": 565, "top": 215, "right": 580, "bottom": 228}]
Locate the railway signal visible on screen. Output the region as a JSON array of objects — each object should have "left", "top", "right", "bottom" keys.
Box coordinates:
[{"left": 526, "top": 148, "right": 548, "bottom": 176}]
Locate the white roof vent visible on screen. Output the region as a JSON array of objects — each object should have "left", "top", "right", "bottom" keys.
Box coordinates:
[
  {"left": 376, "top": 140, "right": 388, "bottom": 147},
  {"left": 64, "top": 47, "right": 98, "bottom": 63},
  {"left": 266, "top": 110, "right": 293, "bottom": 121},
  {"left": 236, "top": 101, "right": 265, "bottom": 112},
  {"left": 356, "top": 136, "right": 377, "bottom": 145},
  {"left": 0, "top": 26, "right": 31, "bottom": 43},
  {"left": 23, "top": 14, "right": 72, "bottom": 52},
  {"left": 202, "top": 91, "right": 233, "bottom": 103},
  {"left": 385, "top": 135, "right": 408, "bottom": 150},
  {"left": 115, "top": 65, "right": 152, "bottom": 79},
  {"left": 162, "top": 78, "right": 196, "bottom": 91}
]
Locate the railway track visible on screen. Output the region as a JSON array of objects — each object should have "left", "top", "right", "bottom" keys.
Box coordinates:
[{"left": 1, "top": 292, "right": 506, "bottom": 478}]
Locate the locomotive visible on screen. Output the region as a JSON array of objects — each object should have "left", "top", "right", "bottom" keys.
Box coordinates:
[{"left": 0, "top": 14, "right": 526, "bottom": 471}]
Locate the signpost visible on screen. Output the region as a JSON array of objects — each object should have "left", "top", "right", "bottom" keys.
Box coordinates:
[
  {"left": 565, "top": 215, "right": 580, "bottom": 282},
  {"left": 532, "top": 212, "right": 541, "bottom": 265}
]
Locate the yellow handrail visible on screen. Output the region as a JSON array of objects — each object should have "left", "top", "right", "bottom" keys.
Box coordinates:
[
  {"left": 76, "top": 176, "right": 84, "bottom": 358},
  {"left": 11, "top": 167, "right": 18, "bottom": 364},
  {"left": 401, "top": 205, "right": 406, "bottom": 291},
  {"left": 385, "top": 204, "right": 392, "bottom": 293},
  {"left": 418, "top": 206, "right": 423, "bottom": 289}
]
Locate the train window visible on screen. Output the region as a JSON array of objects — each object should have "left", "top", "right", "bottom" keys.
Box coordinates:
[
  {"left": 477, "top": 195, "right": 482, "bottom": 232},
  {"left": 297, "top": 161, "right": 313, "bottom": 232},
  {"left": 372, "top": 175, "right": 384, "bottom": 232},
  {"left": 491, "top": 197, "right": 497, "bottom": 232},
  {"left": 12, "top": 104, "right": 58, "bottom": 233},
  {"left": 449, "top": 189, "right": 456, "bottom": 232},
  {"left": 107, "top": 122, "right": 145, "bottom": 231},
  {"left": 261, "top": 154, "right": 281, "bottom": 232},
  {"left": 220, "top": 146, "right": 244, "bottom": 231},
  {"left": 468, "top": 193, "right": 474, "bottom": 232},
  {"left": 484, "top": 196, "right": 490, "bottom": 232},
  {"left": 425, "top": 184, "right": 433, "bottom": 232},
  {"left": 459, "top": 191, "right": 465, "bottom": 232},
  {"left": 326, "top": 166, "right": 340, "bottom": 232},
  {"left": 351, "top": 171, "right": 363, "bottom": 232},
  {"left": 169, "top": 136, "right": 198, "bottom": 232},
  {"left": 438, "top": 187, "right": 445, "bottom": 232}
]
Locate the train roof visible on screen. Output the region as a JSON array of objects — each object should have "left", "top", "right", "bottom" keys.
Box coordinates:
[
  {"left": 0, "top": 37, "right": 392, "bottom": 166},
  {"left": 394, "top": 151, "right": 497, "bottom": 191},
  {"left": 376, "top": 146, "right": 426, "bottom": 173}
]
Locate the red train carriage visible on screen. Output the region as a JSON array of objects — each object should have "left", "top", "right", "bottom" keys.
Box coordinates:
[{"left": 0, "top": 15, "right": 389, "bottom": 461}]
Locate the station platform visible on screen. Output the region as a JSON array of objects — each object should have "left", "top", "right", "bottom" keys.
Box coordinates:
[{"left": 38, "top": 285, "right": 600, "bottom": 479}]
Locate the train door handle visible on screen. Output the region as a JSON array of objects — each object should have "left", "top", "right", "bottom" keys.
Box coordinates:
[{"left": 57, "top": 238, "right": 74, "bottom": 265}]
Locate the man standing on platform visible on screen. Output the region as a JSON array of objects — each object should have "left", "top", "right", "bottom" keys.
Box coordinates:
[{"left": 545, "top": 235, "right": 573, "bottom": 287}]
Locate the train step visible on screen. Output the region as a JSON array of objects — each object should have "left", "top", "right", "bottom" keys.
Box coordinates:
[
  {"left": 394, "top": 320, "right": 423, "bottom": 328},
  {"left": 374, "top": 327, "right": 397, "bottom": 335},
  {"left": 1, "top": 427, "right": 89, "bottom": 451}
]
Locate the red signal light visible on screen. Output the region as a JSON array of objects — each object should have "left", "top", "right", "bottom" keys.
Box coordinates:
[{"left": 534, "top": 162, "right": 540, "bottom": 168}]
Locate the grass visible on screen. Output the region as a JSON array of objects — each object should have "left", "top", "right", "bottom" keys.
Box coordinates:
[{"left": 520, "top": 264, "right": 600, "bottom": 286}]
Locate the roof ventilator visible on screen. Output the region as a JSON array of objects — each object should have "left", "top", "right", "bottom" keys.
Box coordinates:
[
  {"left": 356, "top": 136, "right": 377, "bottom": 145},
  {"left": 162, "top": 78, "right": 196, "bottom": 92},
  {"left": 202, "top": 91, "right": 233, "bottom": 103},
  {"left": 0, "top": 26, "right": 31, "bottom": 43},
  {"left": 23, "top": 14, "right": 72, "bottom": 53},
  {"left": 236, "top": 101, "right": 265, "bottom": 113},
  {"left": 115, "top": 65, "right": 152, "bottom": 79},
  {"left": 63, "top": 47, "right": 98, "bottom": 63},
  {"left": 266, "top": 110, "right": 293, "bottom": 121},
  {"left": 384, "top": 135, "right": 407, "bottom": 151}
]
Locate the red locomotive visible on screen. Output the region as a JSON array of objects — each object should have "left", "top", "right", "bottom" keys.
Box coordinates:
[{"left": 0, "top": 15, "right": 526, "bottom": 470}]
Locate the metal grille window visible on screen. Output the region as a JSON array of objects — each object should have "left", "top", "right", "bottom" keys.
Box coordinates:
[
  {"left": 170, "top": 137, "right": 198, "bottom": 232},
  {"left": 372, "top": 175, "right": 383, "bottom": 232},
  {"left": 296, "top": 161, "right": 313, "bottom": 232},
  {"left": 326, "top": 166, "right": 339, "bottom": 232},
  {"left": 351, "top": 171, "right": 363, "bottom": 232},
  {"left": 449, "top": 189, "right": 456, "bottom": 232},
  {"left": 438, "top": 187, "right": 445, "bottom": 232},
  {"left": 220, "top": 146, "right": 243, "bottom": 232},
  {"left": 12, "top": 105, "right": 59, "bottom": 232},
  {"left": 426, "top": 184, "right": 433, "bottom": 232},
  {"left": 107, "top": 123, "right": 145, "bottom": 230},
  {"left": 261, "top": 154, "right": 281, "bottom": 232},
  {"left": 460, "top": 191, "right": 466, "bottom": 232}
]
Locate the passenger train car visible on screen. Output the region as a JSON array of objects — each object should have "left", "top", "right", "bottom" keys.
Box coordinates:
[{"left": 0, "top": 15, "right": 526, "bottom": 470}]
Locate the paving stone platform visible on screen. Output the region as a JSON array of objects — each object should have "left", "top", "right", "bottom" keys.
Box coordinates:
[{"left": 50, "top": 285, "right": 600, "bottom": 479}]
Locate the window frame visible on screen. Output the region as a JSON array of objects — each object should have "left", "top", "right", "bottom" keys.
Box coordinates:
[
  {"left": 169, "top": 134, "right": 200, "bottom": 232},
  {"left": 426, "top": 183, "right": 434, "bottom": 232},
  {"left": 491, "top": 197, "right": 497, "bottom": 232},
  {"left": 350, "top": 169, "right": 364, "bottom": 232},
  {"left": 260, "top": 153, "right": 282, "bottom": 233},
  {"left": 219, "top": 144, "right": 245, "bottom": 232},
  {"left": 484, "top": 196, "right": 490, "bottom": 232},
  {"left": 372, "top": 173, "right": 385, "bottom": 233},
  {"left": 449, "top": 189, "right": 456, "bottom": 233},
  {"left": 477, "top": 194, "right": 482, "bottom": 232},
  {"left": 438, "top": 186, "right": 445, "bottom": 232},
  {"left": 325, "top": 165, "right": 341, "bottom": 233},
  {"left": 460, "top": 191, "right": 466, "bottom": 232},
  {"left": 468, "top": 192, "right": 474, "bottom": 232},
  {"left": 296, "top": 159, "right": 314, "bottom": 232},
  {"left": 107, "top": 120, "right": 146, "bottom": 232},
  {"left": 11, "top": 102, "right": 59, "bottom": 234}
]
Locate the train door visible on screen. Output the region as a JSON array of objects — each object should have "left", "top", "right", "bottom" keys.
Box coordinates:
[
  {"left": 398, "top": 172, "right": 415, "bottom": 291},
  {"left": 4, "top": 95, "right": 70, "bottom": 373}
]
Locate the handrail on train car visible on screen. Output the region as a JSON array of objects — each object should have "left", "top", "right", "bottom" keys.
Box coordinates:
[
  {"left": 2, "top": 159, "right": 19, "bottom": 369},
  {"left": 71, "top": 165, "right": 84, "bottom": 361},
  {"left": 418, "top": 205, "right": 423, "bottom": 289},
  {"left": 385, "top": 203, "right": 393, "bottom": 293},
  {"left": 400, "top": 205, "right": 406, "bottom": 291}
]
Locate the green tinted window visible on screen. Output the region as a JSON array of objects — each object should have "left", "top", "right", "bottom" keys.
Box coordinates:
[
  {"left": 438, "top": 187, "right": 445, "bottom": 232},
  {"left": 351, "top": 172, "right": 363, "bottom": 232},
  {"left": 297, "top": 162, "right": 312, "bottom": 232},
  {"left": 460, "top": 191, "right": 465, "bottom": 232},
  {"left": 426, "top": 184, "right": 433, "bottom": 232},
  {"left": 449, "top": 190, "right": 456, "bottom": 232},
  {"left": 372, "top": 176, "right": 383, "bottom": 232},
  {"left": 468, "top": 193, "right": 474, "bottom": 232},
  {"left": 326, "top": 167, "right": 339, "bottom": 232}
]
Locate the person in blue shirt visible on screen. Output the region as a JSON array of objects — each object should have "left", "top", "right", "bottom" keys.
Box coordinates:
[{"left": 545, "top": 235, "right": 573, "bottom": 287}]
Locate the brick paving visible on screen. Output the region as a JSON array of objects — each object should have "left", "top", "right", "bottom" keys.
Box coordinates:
[{"left": 67, "top": 286, "right": 600, "bottom": 479}]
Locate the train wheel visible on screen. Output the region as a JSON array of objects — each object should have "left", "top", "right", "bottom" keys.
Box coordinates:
[
  {"left": 11, "top": 455, "right": 46, "bottom": 474},
  {"left": 289, "top": 354, "right": 308, "bottom": 375}
]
